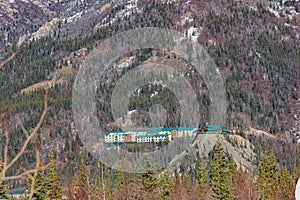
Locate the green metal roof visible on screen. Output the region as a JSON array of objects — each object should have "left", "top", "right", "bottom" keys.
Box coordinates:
[
  {"left": 12, "top": 187, "right": 26, "bottom": 191},
  {"left": 105, "top": 130, "right": 124, "bottom": 136},
  {"left": 7, "top": 187, "right": 27, "bottom": 195},
  {"left": 205, "top": 125, "right": 221, "bottom": 131},
  {"left": 178, "top": 127, "right": 195, "bottom": 131},
  {"left": 221, "top": 129, "right": 231, "bottom": 134},
  {"left": 106, "top": 127, "right": 197, "bottom": 136},
  {"left": 161, "top": 127, "right": 177, "bottom": 131},
  {"left": 126, "top": 128, "right": 163, "bottom": 133}
]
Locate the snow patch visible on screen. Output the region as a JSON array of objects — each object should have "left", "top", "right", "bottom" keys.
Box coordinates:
[
  {"left": 179, "top": 16, "right": 194, "bottom": 26},
  {"left": 267, "top": 0, "right": 300, "bottom": 20},
  {"left": 150, "top": 91, "right": 158, "bottom": 98},
  {"left": 296, "top": 178, "right": 300, "bottom": 199},
  {"left": 185, "top": 26, "right": 201, "bottom": 42},
  {"left": 128, "top": 110, "right": 137, "bottom": 115},
  {"left": 100, "top": 0, "right": 141, "bottom": 28},
  {"left": 118, "top": 56, "right": 135, "bottom": 69},
  {"left": 284, "top": 23, "right": 299, "bottom": 29},
  {"left": 267, "top": 6, "right": 280, "bottom": 17},
  {"left": 65, "top": 11, "right": 83, "bottom": 23},
  {"left": 250, "top": 5, "right": 258, "bottom": 11}
]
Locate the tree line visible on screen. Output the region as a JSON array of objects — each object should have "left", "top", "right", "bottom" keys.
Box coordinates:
[{"left": 1, "top": 138, "right": 298, "bottom": 200}]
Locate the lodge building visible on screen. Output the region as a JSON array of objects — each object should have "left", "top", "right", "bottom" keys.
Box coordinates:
[{"left": 104, "top": 125, "right": 230, "bottom": 144}]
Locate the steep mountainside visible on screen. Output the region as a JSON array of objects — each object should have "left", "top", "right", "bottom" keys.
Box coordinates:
[{"left": 0, "top": 0, "right": 299, "bottom": 184}]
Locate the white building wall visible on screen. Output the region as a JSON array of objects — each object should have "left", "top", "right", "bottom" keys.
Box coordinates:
[
  {"left": 296, "top": 178, "right": 300, "bottom": 200},
  {"left": 105, "top": 133, "right": 125, "bottom": 143},
  {"left": 105, "top": 131, "right": 174, "bottom": 143}
]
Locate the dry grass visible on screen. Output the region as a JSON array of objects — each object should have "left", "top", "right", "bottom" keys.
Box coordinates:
[
  {"left": 246, "top": 127, "right": 276, "bottom": 139},
  {"left": 20, "top": 79, "right": 64, "bottom": 94},
  {"left": 100, "top": 3, "right": 111, "bottom": 13}
]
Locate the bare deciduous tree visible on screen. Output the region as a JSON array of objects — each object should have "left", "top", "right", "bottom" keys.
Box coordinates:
[{"left": 0, "top": 88, "right": 51, "bottom": 198}]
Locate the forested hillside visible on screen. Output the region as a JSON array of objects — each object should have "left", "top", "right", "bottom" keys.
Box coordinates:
[{"left": 0, "top": 0, "right": 299, "bottom": 199}]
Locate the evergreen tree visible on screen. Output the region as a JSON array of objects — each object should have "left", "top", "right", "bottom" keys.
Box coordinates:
[
  {"left": 138, "top": 158, "right": 160, "bottom": 199},
  {"left": 196, "top": 159, "right": 210, "bottom": 198},
  {"left": 139, "top": 168, "right": 159, "bottom": 193},
  {"left": 104, "top": 164, "right": 112, "bottom": 200},
  {"left": 112, "top": 168, "right": 124, "bottom": 193},
  {"left": 0, "top": 180, "right": 8, "bottom": 200},
  {"left": 278, "top": 166, "right": 294, "bottom": 200},
  {"left": 93, "top": 177, "right": 103, "bottom": 200},
  {"left": 157, "top": 168, "right": 172, "bottom": 200},
  {"left": 236, "top": 162, "right": 245, "bottom": 184},
  {"left": 0, "top": 164, "right": 8, "bottom": 199},
  {"left": 256, "top": 146, "right": 278, "bottom": 200},
  {"left": 293, "top": 162, "right": 300, "bottom": 185},
  {"left": 47, "top": 150, "right": 62, "bottom": 200},
  {"left": 28, "top": 162, "right": 48, "bottom": 200},
  {"left": 210, "top": 138, "right": 235, "bottom": 200},
  {"left": 139, "top": 157, "right": 159, "bottom": 193},
  {"left": 197, "top": 159, "right": 208, "bottom": 190},
  {"left": 73, "top": 157, "right": 89, "bottom": 200},
  {"left": 183, "top": 170, "right": 191, "bottom": 195},
  {"left": 229, "top": 154, "right": 237, "bottom": 184}
]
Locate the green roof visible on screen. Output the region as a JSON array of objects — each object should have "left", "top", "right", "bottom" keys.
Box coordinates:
[
  {"left": 205, "top": 125, "right": 221, "bottom": 131},
  {"left": 221, "top": 129, "right": 231, "bottom": 134},
  {"left": 12, "top": 187, "right": 26, "bottom": 191},
  {"left": 125, "top": 128, "right": 162, "bottom": 133},
  {"left": 178, "top": 127, "right": 195, "bottom": 131},
  {"left": 105, "top": 130, "right": 124, "bottom": 136},
  {"left": 161, "top": 127, "right": 177, "bottom": 131},
  {"left": 106, "top": 127, "right": 197, "bottom": 136},
  {"left": 7, "top": 187, "right": 27, "bottom": 195}
]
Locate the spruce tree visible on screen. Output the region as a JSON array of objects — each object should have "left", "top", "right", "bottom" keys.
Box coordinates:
[
  {"left": 167, "top": 172, "right": 176, "bottom": 198},
  {"left": 0, "top": 165, "right": 8, "bottom": 199},
  {"left": 158, "top": 168, "right": 172, "bottom": 200},
  {"left": 278, "top": 166, "right": 294, "bottom": 200},
  {"left": 73, "top": 157, "right": 89, "bottom": 200},
  {"left": 104, "top": 164, "right": 112, "bottom": 200},
  {"left": 257, "top": 146, "right": 278, "bottom": 200},
  {"left": 196, "top": 159, "right": 211, "bottom": 199},
  {"left": 197, "top": 159, "right": 208, "bottom": 191},
  {"left": 210, "top": 138, "right": 235, "bottom": 200},
  {"left": 47, "top": 150, "right": 62, "bottom": 200},
  {"left": 293, "top": 162, "right": 300, "bottom": 185},
  {"left": 94, "top": 177, "right": 103, "bottom": 200},
  {"left": 183, "top": 170, "right": 191, "bottom": 195},
  {"left": 138, "top": 157, "right": 160, "bottom": 199},
  {"left": 139, "top": 156, "right": 159, "bottom": 193},
  {"left": 236, "top": 162, "right": 245, "bottom": 186},
  {"left": 28, "top": 162, "right": 49, "bottom": 200},
  {"left": 229, "top": 154, "right": 237, "bottom": 184},
  {"left": 112, "top": 168, "right": 124, "bottom": 193},
  {"left": 139, "top": 168, "right": 159, "bottom": 193},
  {"left": 0, "top": 181, "right": 8, "bottom": 199}
]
